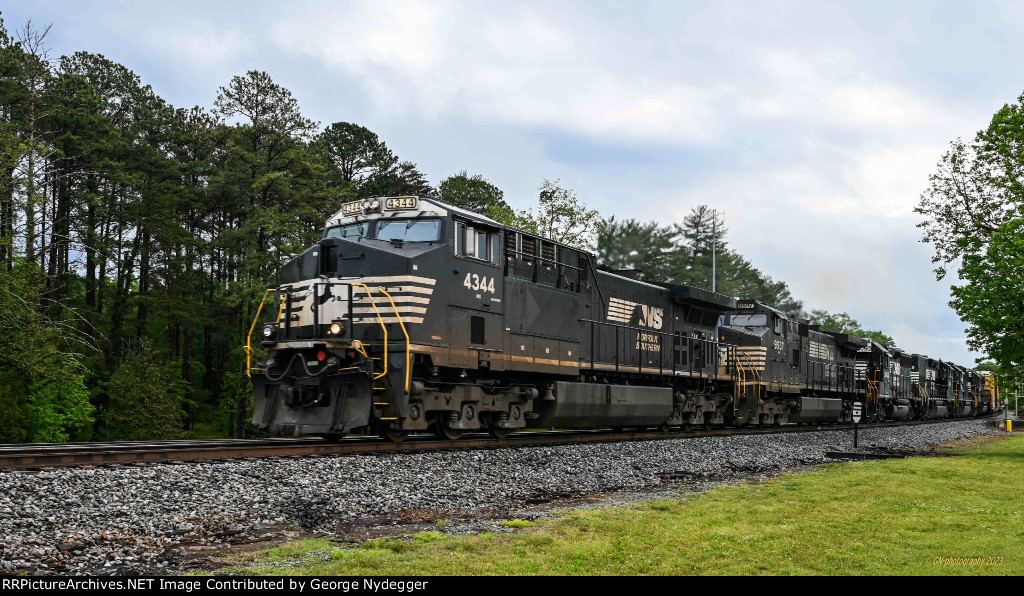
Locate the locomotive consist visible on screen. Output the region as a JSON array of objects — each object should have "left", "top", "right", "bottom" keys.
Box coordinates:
[{"left": 245, "top": 196, "right": 997, "bottom": 441}]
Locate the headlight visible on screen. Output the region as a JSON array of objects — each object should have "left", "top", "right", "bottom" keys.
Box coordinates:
[
  {"left": 328, "top": 322, "right": 344, "bottom": 337},
  {"left": 261, "top": 323, "right": 278, "bottom": 344},
  {"left": 361, "top": 200, "right": 370, "bottom": 211},
  {"left": 369, "top": 198, "right": 381, "bottom": 210}
]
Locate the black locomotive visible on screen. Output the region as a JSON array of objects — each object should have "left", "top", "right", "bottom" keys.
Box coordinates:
[{"left": 246, "top": 196, "right": 996, "bottom": 441}]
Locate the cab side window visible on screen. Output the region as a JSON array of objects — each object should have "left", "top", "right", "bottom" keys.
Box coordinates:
[
  {"left": 773, "top": 315, "right": 783, "bottom": 335},
  {"left": 454, "top": 221, "right": 497, "bottom": 264}
]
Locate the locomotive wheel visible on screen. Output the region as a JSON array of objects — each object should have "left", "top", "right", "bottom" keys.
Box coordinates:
[
  {"left": 434, "top": 417, "right": 463, "bottom": 441},
  {"left": 487, "top": 416, "right": 513, "bottom": 439},
  {"left": 658, "top": 422, "right": 673, "bottom": 433},
  {"left": 683, "top": 423, "right": 694, "bottom": 432},
  {"left": 380, "top": 427, "right": 410, "bottom": 443},
  {"left": 318, "top": 433, "right": 346, "bottom": 442}
]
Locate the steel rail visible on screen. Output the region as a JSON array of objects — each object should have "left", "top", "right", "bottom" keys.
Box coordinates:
[{"left": 0, "top": 416, "right": 996, "bottom": 471}]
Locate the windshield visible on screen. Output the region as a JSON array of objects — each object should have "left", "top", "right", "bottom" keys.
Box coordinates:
[
  {"left": 730, "top": 313, "right": 767, "bottom": 327},
  {"left": 376, "top": 219, "right": 441, "bottom": 242},
  {"left": 325, "top": 222, "right": 370, "bottom": 240}
]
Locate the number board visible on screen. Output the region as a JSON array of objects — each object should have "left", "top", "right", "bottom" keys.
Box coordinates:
[
  {"left": 341, "top": 201, "right": 362, "bottom": 216},
  {"left": 385, "top": 197, "right": 418, "bottom": 211},
  {"left": 736, "top": 300, "right": 757, "bottom": 310}
]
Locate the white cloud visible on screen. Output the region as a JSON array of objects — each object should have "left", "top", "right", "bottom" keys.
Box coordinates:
[
  {"left": 822, "top": 84, "right": 936, "bottom": 127},
  {"left": 270, "top": 0, "right": 729, "bottom": 143},
  {"left": 105, "top": 15, "right": 250, "bottom": 66},
  {"left": 742, "top": 47, "right": 943, "bottom": 129}
]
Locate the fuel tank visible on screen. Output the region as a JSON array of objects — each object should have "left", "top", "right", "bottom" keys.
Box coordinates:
[
  {"left": 535, "top": 381, "right": 674, "bottom": 428},
  {"left": 788, "top": 397, "right": 842, "bottom": 423},
  {"left": 885, "top": 399, "right": 911, "bottom": 420}
]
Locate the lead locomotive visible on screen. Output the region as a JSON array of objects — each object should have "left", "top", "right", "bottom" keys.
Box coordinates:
[{"left": 246, "top": 196, "right": 997, "bottom": 441}]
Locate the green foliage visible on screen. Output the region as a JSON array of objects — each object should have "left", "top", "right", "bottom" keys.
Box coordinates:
[
  {"left": 0, "top": 261, "right": 96, "bottom": 442},
  {"left": 596, "top": 207, "right": 803, "bottom": 314},
  {"left": 949, "top": 220, "right": 1024, "bottom": 379},
  {"left": 438, "top": 171, "right": 510, "bottom": 214},
  {"left": 808, "top": 310, "right": 895, "bottom": 346},
  {"left": 596, "top": 217, "right": 678, "bottom": 281},
  {"left": 484, "top": 202, "right": 541, "bottom": 234},
  {"left": 528, "top": 179, "right": 603, "bottom": 249},
  {"left": 96, "top": 342, "right": 186, "bottom": 440},
  {"left": 316, "top": 121, "right": 433, "bottom": 199},
  {"left": 918, "top": 88, "right": 1024, "bottom": 380},
  {"left": 318, "top": 121, "right": 395, "bottom": 189},
  {"left": 26, "top": 357, "right": 94, "bottom": 442},
  {"left": 0, "top": 370, "right": 30, "bottom": 443}
]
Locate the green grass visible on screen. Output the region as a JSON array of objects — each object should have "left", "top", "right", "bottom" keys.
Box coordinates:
[
  {"left": 222, "top": 434, "right": 1024, "bottom": 575},
  {"left": 187, "top": 421, "right": 228, "bottom": 440},
  {"left": 498, "top": 520, "right": 537, "bottom": 528}
]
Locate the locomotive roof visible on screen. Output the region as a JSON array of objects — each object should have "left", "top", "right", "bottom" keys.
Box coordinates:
[
  {"left": 658, "top": 283, "right": 736, "bottom": 311},
  {"left": 824, "top": 332, "right": 870, "bottom": 349},
  {"left": 325, "top": 196, "right": 505, "bottom": 229},
  {"left": 858, "top": 341, "right": 892, "bottom": 357},
  {"left": 425, "top": 197, "right": 505, "bottom": 227},
  {"left": 735, "top": 298, "right": 794, "bottom": 319},
  {"left": 597, "top": 268, "right": 675, "bottom": 291}
]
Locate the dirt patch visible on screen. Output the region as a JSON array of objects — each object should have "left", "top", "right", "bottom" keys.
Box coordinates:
[{"left": 921, "top": 433, "right": 1008, "bottom": 455}]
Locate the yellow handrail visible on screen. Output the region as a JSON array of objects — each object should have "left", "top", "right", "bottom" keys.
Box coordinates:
[
  {"left": 352, "top": 283, "right": 388, "bottom": 380},
  {"left": 244, "top": 288, "right": 276, "bottom": 378},
  {"left": 866, "top": 369, "right": 880, "bottom": 405},
  {"left": 378, "top": 288, "right": 411, "bottom": 394},
  {"left": 731, "top": 347, "right": 761, "bottom": 407},
  {"left": 732, "top": 347, "right": 745, "bottom": 401},
  {"left": 244, "top": 283, "right": 409, "bottom": 394},
  {"left": 275, "top": 292, "right": 286, "bottom": 322}
]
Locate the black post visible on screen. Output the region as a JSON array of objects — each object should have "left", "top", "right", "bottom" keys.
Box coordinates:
[{"left": 854, "top": 422, "right": 859, "bottom": 448}]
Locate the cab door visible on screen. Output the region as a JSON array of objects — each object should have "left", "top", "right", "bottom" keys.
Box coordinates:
[{"left": 448, "top": 218, "right": 505, "bottom": 370}]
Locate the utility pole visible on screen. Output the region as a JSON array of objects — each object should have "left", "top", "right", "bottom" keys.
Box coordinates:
[{"left": 711, "top": 209, "right": 717, "bottom": 293}]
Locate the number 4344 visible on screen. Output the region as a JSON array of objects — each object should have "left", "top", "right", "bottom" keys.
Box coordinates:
[{"left": 463, "top": 273, "right": 495, "bottom": 294}]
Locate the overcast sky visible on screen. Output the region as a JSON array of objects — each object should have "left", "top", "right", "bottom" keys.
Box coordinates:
[{"left": 7, "top": 1, "right": 1022, "bottom": 365}]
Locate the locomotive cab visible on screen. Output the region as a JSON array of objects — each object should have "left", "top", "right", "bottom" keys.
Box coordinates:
[
  {"left": 249, "top": 196, "right": 507, "bottom": 439},
  {"left": 720, "top": 300, "right": 847, "bottom": 425}
]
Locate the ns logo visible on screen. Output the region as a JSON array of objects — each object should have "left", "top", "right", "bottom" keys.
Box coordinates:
[
  {"left": 607, "top": 297, "right": 664, "bottom": 330},
  {"left": 640, "top": 305, "right": 664, "bottom": 329}
]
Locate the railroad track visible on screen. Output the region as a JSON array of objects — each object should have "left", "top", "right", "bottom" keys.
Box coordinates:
[{"left": 0, "top": 416, "right": 997, "bottom": 471}]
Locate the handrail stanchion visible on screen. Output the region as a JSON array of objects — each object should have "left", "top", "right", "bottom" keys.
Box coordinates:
[
  {"left": 352, "top": 283, "right": 389, "bottom": 380},
  {"left": 378, "top": 288, "right": 411, "bottom": 394},
  {"left": 244, "top": 289, "right": 275, "bottom": 378}
]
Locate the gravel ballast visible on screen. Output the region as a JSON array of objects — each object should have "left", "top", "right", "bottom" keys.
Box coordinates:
[{"left": 0, "top": 418, "right": 1007, "bottom": 574}]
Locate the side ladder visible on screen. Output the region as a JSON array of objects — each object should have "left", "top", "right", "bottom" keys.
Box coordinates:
[{"left": 351, "top": 284, "right": 411, "bottom": 424}]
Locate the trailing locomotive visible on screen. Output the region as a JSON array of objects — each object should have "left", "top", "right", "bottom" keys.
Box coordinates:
[{"left": 245, "top": 195, "right": 997, "bottom": 441}]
